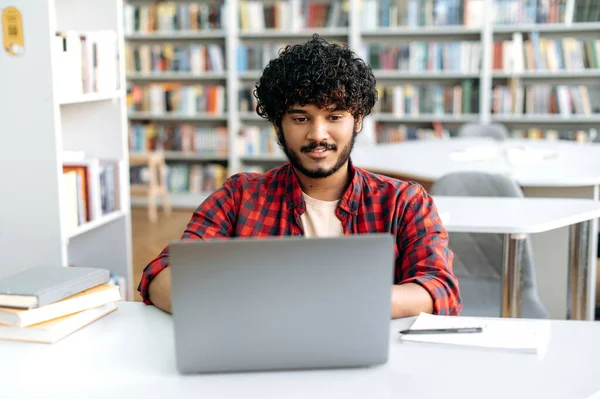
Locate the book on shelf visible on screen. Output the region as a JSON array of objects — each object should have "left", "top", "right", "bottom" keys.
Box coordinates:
[
  {"left": 492, "top": 82, "right": 594, "bottom": 116},
  {"left": 62, "top": 169, "right": 85, "bottom": 231},
  {"left": 373, "top": 80, "right": 480, "bottom": 116},
  {"left": 492, "top": 0, "right": 600, "bottom": 25},
  {"left": 238, "top": 125, "right": 285, "bottom": 157},
  {"left": 236, "top": 39, "right": 352, "bottom": 74},
  {"left": 54, "top": 30, "right": 120, "bottom": 100},
  {"left": 238, "top": 88, "right": 259, "bottom": 114},
  {"left": 130, "top": 162, "right": 228, "bottom": 195},
  {"left": 125, "top": 43, "right": 225, "bottom": 75},
  {"left": 364, "top": 41, "right": 481, "bottom": 73},
  {"left": 127, "top": 83, "right": 226, "bottom": 115},
  {"left": 238, "top": 37, "right": 352, "bottom": 76},
  {"left": 123, "top": 1, "right": 225, "bottom": 34},
  {"left": 98, "top": 160, "right": 120, "bottom": 216},
  {"left": 494, "top": 33, "right": 600, "bottom": 73},
  {"left": 364, "top": 0, "right": 599, "bottom": 29},
  {"left": 239, "top": 0, "right": 347, "bottom": 32},
  {"left": 376, "top": 123, "right": 452, "bottom": 143},
  {"left": 61, "top": 158, "right": 120, "bottom": 234},
  {"left": 237, "top": 42, "right": 289, "bottom": 73},
  {"left": 129, "top": 123, "right": 229, "bottom": 155},
  {"left": 511, "top": 126, "right": 598, "bottom": 142},
  {"left": 361, "top": 0, "right": 486, "bottom": 28}
]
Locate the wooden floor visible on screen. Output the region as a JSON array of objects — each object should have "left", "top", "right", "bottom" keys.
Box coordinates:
[{"left": 131, "top": 207, "right": 194, "bottom": 302}]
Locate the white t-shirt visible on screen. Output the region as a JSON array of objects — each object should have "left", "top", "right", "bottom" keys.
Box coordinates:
[{"left": 300, "top": 192, "right": 344, "bottom": 238}]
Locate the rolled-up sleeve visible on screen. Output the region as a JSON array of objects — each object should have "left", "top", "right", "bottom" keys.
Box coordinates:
[
  {"left": 396, "top": 184, "right": 462, "bottom": 315},
  {"left": 137, "top": 178, "right": 239, "bottom": 304}
]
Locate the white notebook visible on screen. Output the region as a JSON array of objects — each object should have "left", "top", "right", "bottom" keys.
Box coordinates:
[{"left": 400, "top": 313, "right": 551, "bottom": 355}]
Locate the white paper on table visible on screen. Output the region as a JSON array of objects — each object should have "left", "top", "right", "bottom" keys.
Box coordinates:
[{"left": 400, "top": 313, "right": 552, "bottom": 356}]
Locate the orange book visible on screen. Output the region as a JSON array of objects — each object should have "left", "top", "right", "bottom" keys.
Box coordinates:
[
  {"left": 493, "top": 42, "right": 503, "bottom": 70},
  {"left": 63, "top": 165, "right": 89, "bottom": 222},
  {"left": 206, "top": 86, "right": 217, "bottom": 114}
]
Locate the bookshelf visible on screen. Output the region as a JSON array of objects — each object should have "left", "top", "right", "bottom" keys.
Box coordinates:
[
  {"left": 0, "top": 0, "right": 134, "bottom": 299},
  {"left": 123, "top": 0, "right": 600, "bottom": 209}
]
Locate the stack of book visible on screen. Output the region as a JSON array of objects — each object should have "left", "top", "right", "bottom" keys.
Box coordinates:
[{"left": 0, "top": 266, "right": 122, "bottom": 344}]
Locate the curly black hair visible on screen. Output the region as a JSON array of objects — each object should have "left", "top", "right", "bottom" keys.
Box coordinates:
[{"left": 253, "top": 34, "right": 377, "bottom": 128}]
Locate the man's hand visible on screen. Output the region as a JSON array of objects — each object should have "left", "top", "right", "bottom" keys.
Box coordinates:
[
  {"left": 390, "top": 283, "right": 434, "bottom": 319},
  {"left": 148, "top": 268, "right": 172, "bottom": 314}
]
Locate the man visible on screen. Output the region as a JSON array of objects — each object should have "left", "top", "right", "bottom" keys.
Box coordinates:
[{"left": 138, "top": 35, "right": 461, "bottom": 317}]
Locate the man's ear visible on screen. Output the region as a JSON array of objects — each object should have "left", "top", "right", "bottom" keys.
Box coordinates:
[
  {"left": 354, "top": 115, "right": 364, "bottom": 133},
  {"left": 274, "top": 119, "right": 283, "bottom": 133}
]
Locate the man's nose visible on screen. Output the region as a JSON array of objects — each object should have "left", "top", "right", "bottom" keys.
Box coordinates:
[{"left": 307, "top": 120, "right": 329, "bottom": 142}]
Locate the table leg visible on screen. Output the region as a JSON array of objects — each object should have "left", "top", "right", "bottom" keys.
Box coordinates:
[
  {"left": 501, "top": 234, "right": 526, "bottom": 318},
  {"left": 567, "top": 220, "right": 592, "bottom": 320}
]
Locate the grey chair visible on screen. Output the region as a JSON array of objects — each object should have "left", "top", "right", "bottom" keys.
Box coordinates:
[
  {"left": 429, "top": 171, "right": 548, "bottom": 319},
  {"left": 457, "top": 123, "right": 509, "bottom": 141}
]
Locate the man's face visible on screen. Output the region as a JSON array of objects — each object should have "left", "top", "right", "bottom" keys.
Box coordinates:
[{"left": 278, "top": 104, "right": 362, "bottom": 179}]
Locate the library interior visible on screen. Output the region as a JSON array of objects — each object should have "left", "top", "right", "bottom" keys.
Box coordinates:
[{"left": 2, "top": 0, "right": 600, "bottom": 397}]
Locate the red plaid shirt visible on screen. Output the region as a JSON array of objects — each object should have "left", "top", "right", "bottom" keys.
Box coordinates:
[{"left": 138, "top": 161, "right": 461, "bottom": 315}]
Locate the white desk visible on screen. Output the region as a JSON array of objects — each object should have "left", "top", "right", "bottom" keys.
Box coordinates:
[
  {"left": 352, "top": 138, "right": 600, "bottom": 189},
  {"left": 1, "top": 302, "right": 600, "bottom": 399},
  {"left": 434, "top": 196, "right": 600, "bottom": 319},
  {"left": 352, "top": 138, "right": 600, "bottom": 320}
]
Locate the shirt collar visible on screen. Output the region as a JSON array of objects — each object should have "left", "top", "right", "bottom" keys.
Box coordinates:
[{"left": 284, "top": 161, "right": 362, "bottom": 216}]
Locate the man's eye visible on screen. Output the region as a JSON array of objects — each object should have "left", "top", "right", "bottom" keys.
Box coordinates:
[
  {"left": 330, "top": 115, "right": 342, "bottom": 121},
  {"left": 294, "top": 117, "right": 307, "bottom": 122}
]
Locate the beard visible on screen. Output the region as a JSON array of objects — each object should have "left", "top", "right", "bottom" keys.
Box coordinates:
[{"left": 279, "top": 129, "right": 358, "bottom": 179}]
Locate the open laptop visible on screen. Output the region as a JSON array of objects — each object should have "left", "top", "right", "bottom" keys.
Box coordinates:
[{"left": 169, "top": 233, "right": 395, "bottom": 374}]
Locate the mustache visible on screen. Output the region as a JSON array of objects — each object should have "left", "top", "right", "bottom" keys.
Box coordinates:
[{"left": 300, "top": 141, "right": 337, "bottom": 153}]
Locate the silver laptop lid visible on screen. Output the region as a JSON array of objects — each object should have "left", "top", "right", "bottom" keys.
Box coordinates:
[{"left": 169, "top": 234, "right": 395, "bottom": 374}]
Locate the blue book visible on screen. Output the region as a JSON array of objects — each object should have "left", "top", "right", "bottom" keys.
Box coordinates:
[
  {"left": 237, "top": 44, "right": 248, "bottom": 73},
  {"left": 530, "top": 31, "right": 545, "bottom": 71}
]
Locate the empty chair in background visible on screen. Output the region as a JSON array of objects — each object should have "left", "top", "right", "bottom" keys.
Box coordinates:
[
  {"left": 457, "top": 123, "right": 509, "bottom": 141},
  {"left": 429, "top": 171, "right": 548, "bottom": 319}
]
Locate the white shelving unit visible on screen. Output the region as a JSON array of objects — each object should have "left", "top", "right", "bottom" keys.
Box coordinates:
[
  {"left": 59, "top": 90, "right": 125, "bottom": 105},
  {"left": 128, "top": 112, "right": 228, "bottom": 122},
  {"left": 124, "top": 0, "right": 600, "bottom": 209},
  {"left": 126, "top": 72, "right": 228, "bottom": 82},
  {"left": 125, "top": 30, "right": 227, "bottom": 40},
  {"left": 0, "top": 0, "right": 134, "bottom": 299}
]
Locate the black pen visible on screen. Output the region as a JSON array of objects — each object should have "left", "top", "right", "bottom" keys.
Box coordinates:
[{"left": 399, "top": 327, "right": 483, "bottom": 335}]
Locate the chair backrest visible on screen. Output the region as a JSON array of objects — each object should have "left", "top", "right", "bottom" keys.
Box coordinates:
[
  {"left": 429, "top": 171, "right": 548, "bottom": 319},
  {"left": 457, "top": 123, "right": 509, "bottom": 141}
]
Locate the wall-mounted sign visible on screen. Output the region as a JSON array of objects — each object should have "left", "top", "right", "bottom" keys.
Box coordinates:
[{"left": 2, "top": 7, "right": 24, "bottom": 56}]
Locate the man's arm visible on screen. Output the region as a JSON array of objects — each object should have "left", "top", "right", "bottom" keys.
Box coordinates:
[
  {"left": 138, "top": 179, "right": 240, "bottom": 313},
  {"left": 392, "top": 184, "right": 461, "bottom": 318},
  {"left": 390, "top": 283, "right": 433, "bottom": 319},
  {"left": 148, "top": 266, "right": 172, "bottom": 313}
]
